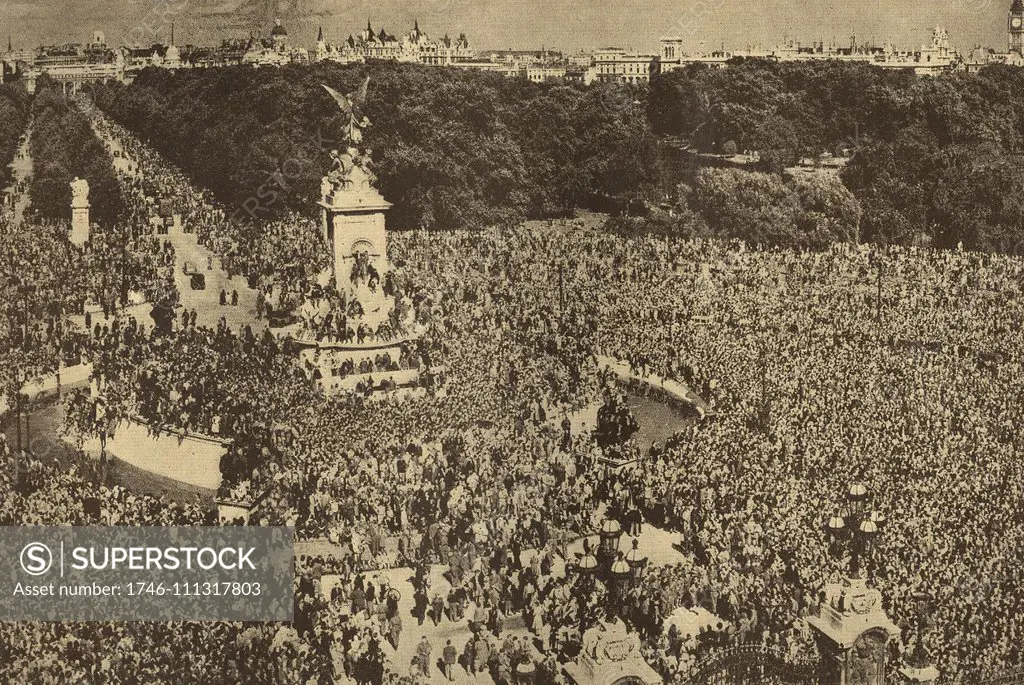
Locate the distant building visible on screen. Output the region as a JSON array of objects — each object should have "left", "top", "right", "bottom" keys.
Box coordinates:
[
  {"left": 164, "top": 27, "right": 181, "bottom": 70},
  {"left": 314, "top": 21, "right": 473, "bottom": 66},
  {"left": 955, "top": 2, "right": 1024, "bottom": 72},
  {"left": 25, "top": 33, "right": 121, "bottom": 93},
  {"left": 478, "top": 49, "right": 561, "bottom": 66},
  {"left": 454, "top": 48, "right": 602, "bottom": 83},
  {"left": 2, "top": 37, "right": 34, "bottom": 78},
  {"left": 243, "top": 19, "right": 308, "bottom": 67},
  {"left": 1011, "top": 0, "right": 1024, "bottom": 53},
  {"left": 185, "top": 39, "right": 250, "bottom": 69},
  {"left": 567, "top": 51, "right": 594, "bottom": 68},
  {"left": 660, "top": 27, "right": 957, "bottom": 76},
  {"left": 121, "top": 45, "right": 168, "bottom": 77},
  {"left": 565, "top": 66, "right": 598, "bottom": 84},
  {"left": 271, "top": 20, "right": 288, "bottom": 52},
  {"left": 450, "top": 60, "right": 524, "bottom": 77},
  {"left": 593, "top": 48, "right": 659, "bottom": 84},
  {"left": 961, "top": 45, "right": 1024, "bottom": 72},
  {"left": 526, "top": 65, "right": 567, "bottom": 82},
  {"left": 87, "top": 31, "right": 107, "bottom": 53}
]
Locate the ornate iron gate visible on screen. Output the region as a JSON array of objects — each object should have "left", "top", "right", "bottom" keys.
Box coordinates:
[{"left": 680, "top": 645, "right": 824, "bottom": 685}]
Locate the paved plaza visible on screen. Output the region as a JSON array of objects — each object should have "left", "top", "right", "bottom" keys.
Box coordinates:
[{"left": 298, "top": 514, "right": 686, "bottom": 684}]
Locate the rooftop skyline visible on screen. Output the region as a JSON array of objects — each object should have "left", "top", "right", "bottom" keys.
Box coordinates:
[{"left": 0, "top": 0, "right": 1016, "bottom": 53}]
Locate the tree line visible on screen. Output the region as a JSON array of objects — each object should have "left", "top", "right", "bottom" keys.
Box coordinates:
[
  {"left": 92, "top": 62, "right": 660, "bottom": 231},
  {"left": 0, "top": 82, "right": 29, "bottom": 190},
  {"left": 650, "top": 59, "right": 1024, "bottom": 253},
  {"left": 29, "top": 75, "right": 125, "bottom": 228},
  {"left": 90, "top": 59, "right": 1024, "bottom": 254}
]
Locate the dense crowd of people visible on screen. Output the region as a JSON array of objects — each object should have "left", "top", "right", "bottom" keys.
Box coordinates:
[
  {"left": 373, "top": 226, "right": 1024, "bottom": 683},
  {"left": 95, "top": 111, "right": 329, "bottom": 300},
  {"left": 3, "top": 100, "right": 1024, "bottom": 685}
]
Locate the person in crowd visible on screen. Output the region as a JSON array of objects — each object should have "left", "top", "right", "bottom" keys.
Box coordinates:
[{"left": 4, "top": 96, "right": 1024, "bottom": 685}]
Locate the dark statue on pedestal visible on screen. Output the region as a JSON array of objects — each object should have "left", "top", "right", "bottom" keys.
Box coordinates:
[
  {"left": 322, "top": 78, "right": 376, "bottom": 197},
  {"left": 849, "top": 629, "right": 887, "bottom": 685}
]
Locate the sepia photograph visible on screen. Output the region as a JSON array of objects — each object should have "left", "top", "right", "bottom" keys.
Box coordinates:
[{"left": 0, "top": 0, "right": 1021, "bottom": 683}]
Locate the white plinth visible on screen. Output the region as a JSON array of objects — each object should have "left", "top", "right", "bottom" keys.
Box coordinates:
[{"left": 70, "top": 204, "right": 90, "bottom": 246}]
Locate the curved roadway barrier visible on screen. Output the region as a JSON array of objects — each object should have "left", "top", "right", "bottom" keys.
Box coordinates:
[{"left": 79, "top": 416, "right": 230, "bottom": 495}]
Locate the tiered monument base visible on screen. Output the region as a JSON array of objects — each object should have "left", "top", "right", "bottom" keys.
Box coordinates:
[
  {"left": 295, "top": 337, "right": 424, "bottom": 399},
  {"left": 564, "top": 621, "right": 662, "bottom": 685},
  {"left": 293, "top": 165, "right": 423, "bottom": 400},
  {"left": 809, "top": 578, "right": 899, "bottom": 685}
]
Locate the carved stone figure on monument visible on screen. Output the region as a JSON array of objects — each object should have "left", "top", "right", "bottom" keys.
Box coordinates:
[
  {"left": 70, "top": 177, "right": 90, "bottom": 205},
  {"left": 322, "top": 77, "right": 370, "bottom": 150},
  {"left": 350, "top": 115, "right": 370, "bottom": 146},
  {"left": 327, "top": 149, "right": 354, "bottom": 193},
  {"left": 322, "top": 78, "right": 377, "bottom": 186},
  {"left": 360, "top": 149, "right": 378, "bottom": 186}
]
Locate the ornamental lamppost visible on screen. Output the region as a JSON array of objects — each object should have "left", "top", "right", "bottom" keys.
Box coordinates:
[
  {"left": 576, "top": 537, "right": 600, "bottom": 585},
  {"left": 574, "top": 541, "right": 600, "bottom": 636},
  {"left": 598, "top": 517, "right": 623, "bottom": 567},
  {"left": 901, "top": 589, "right": 940, "bottom": 685},
  {"left": 624, "top": 538, "right": 649, "bottom": 590},
  {"left": 826, "top": 481, "right": 887, "bottom": 580},
  {"left": 608, "top": 552, "right": 632, "bottom": 612},
  {"left": 811, "top": 481, "right": 898, "bottom": 685}
]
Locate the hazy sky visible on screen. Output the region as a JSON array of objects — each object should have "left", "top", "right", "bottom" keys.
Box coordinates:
[{"left": 0, "top": 0, "right": 1014, "bottom": 53}]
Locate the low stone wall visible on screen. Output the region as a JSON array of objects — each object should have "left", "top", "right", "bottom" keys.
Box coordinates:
[
  {"left": 597, "top": 356, "right": 707, "bottom": 415},
  {"left": 327, "top": 368, "right": 420, "bottom": 394},
  {"left": 0, "top": 363, "right": 94, "bottom": 414},
  {"left": 89, "top": 417, "right": 229, "bottom": 494}
]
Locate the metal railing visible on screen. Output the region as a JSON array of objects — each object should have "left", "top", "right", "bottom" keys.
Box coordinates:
[
  {"left": 677, "top": 644, "right": 823, "bottom": 685},
  {"left": 953, "top": 670, "right": 1024, "bottom": 685}
]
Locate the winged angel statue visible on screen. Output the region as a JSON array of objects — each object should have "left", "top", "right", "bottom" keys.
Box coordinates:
[
  {"left": 322, "top": 76, "right": 370, "bottom": 146},
  {"left": 322, "top": 77, "right": 377, "bottom": 194}
]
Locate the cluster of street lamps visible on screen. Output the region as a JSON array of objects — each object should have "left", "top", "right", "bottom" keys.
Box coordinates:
[
  {"left": 574, "top": 516, "right": 649, "bottom": 612},
  {"left": 826, "top": 481, "right": 888, "bottom": 579}
]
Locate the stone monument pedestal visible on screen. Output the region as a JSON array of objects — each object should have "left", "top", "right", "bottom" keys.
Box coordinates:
[
  {"left": 564, "top": 620, "right": 662, "bottom": 685},
  {"left": 809, "top": 578, "right": 899, "bottom": 685},
  {"left": 290, "top": 83, "right": 432, "bottom": 399},
  {"left": 292, "top": 167, "right": 423, "bottom": 399},
  {"left": 70, "top": 177, "right": 91, "bottom": 247},
  {"left": 318, "top": 165, "right": 392, "bottom": 292}
]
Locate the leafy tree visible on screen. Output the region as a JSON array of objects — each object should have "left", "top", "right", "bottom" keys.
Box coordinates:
[
  {"left": 87, "top": 57, "right": 1024, "bottom": 254},
  {"left": 0, "top": 82, "right": 29, "bottom": 186},
  {"left": 691, "top": 167, "right": 802, "bottom": 248},
  {"left": 791, "top": 173, "right": 862, "bottom": 247},
  {"left": 93, "top": 62, "right": 660, "bottom": 231},
  {"left": 841, "top": 124, "right": 939, "bottom": 246},
  {"left": 29, "top": 76, "right": 125, "bottom": 227}
]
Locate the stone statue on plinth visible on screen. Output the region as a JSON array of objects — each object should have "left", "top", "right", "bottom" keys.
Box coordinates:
[
  {"left": 69, "top": 177, "right": 90, "bottom": 246},
  {"left": 70, "top": 177, "right": 90, "bottom": 206},
  {"left": 322, "top": 78, "right": 375, "bottom": 200},
  {"left": 295, "top": 77, "right": 425, "bottom": 400},
  {"left": 316, "top": 75, "right": 394, "bottom": 313},
  {"left": 323, "top": 77, "right": 369, "bottom": 144},
  {"left": 326, "top": 147, "right": 375, "bottom": 196}
]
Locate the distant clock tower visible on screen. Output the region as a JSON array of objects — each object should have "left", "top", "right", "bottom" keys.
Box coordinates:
[{"left": 1010, "top": 0, "right": 1024, "bottom": 54}]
